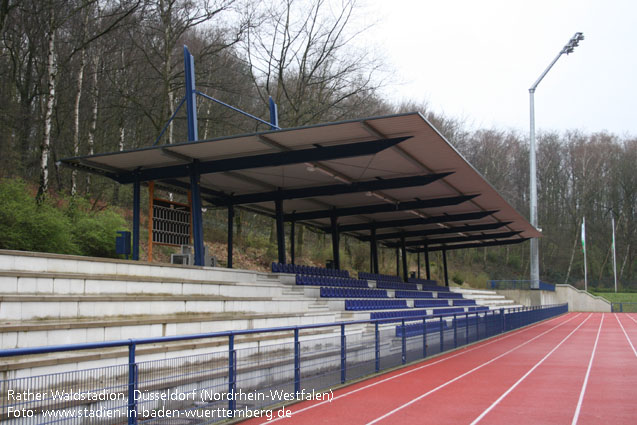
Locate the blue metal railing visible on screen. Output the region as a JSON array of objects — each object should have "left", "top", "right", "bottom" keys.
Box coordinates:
[
  {"left": 0, "top": 304, "right": 567, "bottom": 424},
  {"left": 490, "top": 280, "right": 556, "bottom": 291}
]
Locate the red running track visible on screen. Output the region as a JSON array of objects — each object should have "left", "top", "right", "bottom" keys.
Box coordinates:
[{"left": 241, "top": 313, "right": 637, "bottom": 425}]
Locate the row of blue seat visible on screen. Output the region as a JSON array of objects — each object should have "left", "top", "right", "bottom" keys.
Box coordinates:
[
  {"left": 320, "top": 287, "right": 388, "bottom": 298},
  {"left": 370, "top": 309, "right": 430, "bottom": 321},
  {"left": 376, "top": 281, "right": 419, "bottom": 291},
  {"left": 296, "top": 274, "right": 367, "bottom": 287},
  {"left": 453, "top": 299, "right": 477, "bottom": 306},
  {"left": 395, "top": 290, "right": 433, "bottom": 299},
  {"left": 421, "top": 284, "right": 450, "bottom": 292},
  {"left": 436, "top": 292, "right": 464, "bottom": 299},
  {"left": 358, "top": 272, "right": 403, "bottom": 282},
  {"left": 432, "top": 307, "right": 465, "bottom": 315},
  {"left": 272, "top": 262, "right": 349, "bottom": 278},
  {"left": 345, "top": 299, "right": 408, "bottom": 311},
  {"left": 414, "top": 299, "right": 451, "bottom": 308},
  {"left": 469, "top": 306, "right": 489, "bottom": 312}
]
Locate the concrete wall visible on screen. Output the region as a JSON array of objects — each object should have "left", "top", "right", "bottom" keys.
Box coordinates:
[{"left": 495, "top": 284, "right": 610, "bottom": 312}]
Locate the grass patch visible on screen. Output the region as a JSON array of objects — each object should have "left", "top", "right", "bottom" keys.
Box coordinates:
[{"left": 590, "top": 292, "right": 637, "bottom": 304}]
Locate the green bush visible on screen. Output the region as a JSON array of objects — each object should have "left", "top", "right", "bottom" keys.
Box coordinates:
[
  {"left": 0, "top": 179, "right": 127, "bottom": 258},
  {"left": 452, "top": 271, "right": 465, "bottom": 285},
  {"left": 0, "top": 179, "right": 77, "bottom": 254}
]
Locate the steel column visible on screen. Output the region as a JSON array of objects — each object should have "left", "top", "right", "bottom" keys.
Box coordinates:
[
  {"left": 442, "top": 249, "right": 449, "bottom": 287},
  {"left": 275, "top": 198, "right": 286, "bottom": 264},
  {"left": 417, "top": 250, "right": 421, "bottom": 279},
  {"left": 189, "top": 162, "right": 205, "bottom": 266},
  {"left": 424, "top": 244, "right": 431, "bottom": 280},
  {"left": 401, "top": 234, "right": 408, "bottom": 282},
  {"left": 331, "top": 213, "right": 340, "bottom": 270},
  {"left": 227, "top": 204, "right": 234, "bottom": 268},
  {"left": 127, "top": 343, "right": 137, "bottom": 425},
  {"left": 395, "top": 247, "right": 400, "bottom": 276},
  {"left": 132, "top": 177, "right": 140, "bottom": 261}
]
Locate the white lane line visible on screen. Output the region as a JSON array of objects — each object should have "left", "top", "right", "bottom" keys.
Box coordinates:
[
  {"left": 470, "top": 313, "right": 595, "bottom": 425},
  {"left": 364, "top": 313, "right": 586, "bottom": 425},
  {"left": 624, "top": 313, "right": 637, "bottom": 325},
  {"left": 571, "top": 314, "right": 605, "bottom": 425},
  {"left": 256, "top": 313, "right": 576, "bottom": 425},
  {"left": 614, "top": 313, "right": 637, "bottom": 358}
]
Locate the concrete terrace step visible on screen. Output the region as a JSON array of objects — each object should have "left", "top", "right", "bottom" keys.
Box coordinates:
[
  {"left": 0, "top": 293, "right": 324, "bottom": 321},
  {"left": 0, "top": 311, "right": 339, "bottom": 350},
  {"left": 450, "top": 288, "right": 498, "bottom": 295}
]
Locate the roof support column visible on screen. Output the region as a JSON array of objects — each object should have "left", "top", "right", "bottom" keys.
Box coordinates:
[
  {"left": 275, "top": 198, "right": 286, "bottom": 264},
  {"left": 189, "top": 162, "right": 205, "bottom": 266},
  {"left": 132, "top": 176, "right": 140, "bottom": 261},
  {"left": 442, "top": 249, "right": 449, "bottom": 287},
  {"left": 227, "top": 204, "right": 234, "bottom": 268},
  {"left": 330, "top": 213, "right": 340, "bottom": 270},
  {"left": 401, "top": 233, "right": 408, "bottom": 282},
  {"left": 290, "top": 220, "right": 295, "bottom": 265},
  {"left": 424, "top": 242, "right": 431, "bottom": 280},
  {"left": 370, "top": 222, "right": 379, "bottom": 274}
]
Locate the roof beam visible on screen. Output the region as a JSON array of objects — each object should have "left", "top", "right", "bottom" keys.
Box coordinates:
[
  {"left": 115, "top": 136, "right": 412, "bottom": 184},
  {"left": 408, "top": 238, "right": 529, "bottom": 252},
  {"left": 208, "top": 172, "right": 452, "bottom": 206},
  {"left": 364, "top": 221, "right": 513, "bottom": 241},
  {"left": 337, "top": 210, "right": 499, "bottom": 232},
  {"left": 285, "top": 194, "right": 478, "bottom": 222},
  {"left": 384, "top": 230, "right": 523, "bottom": 248}
]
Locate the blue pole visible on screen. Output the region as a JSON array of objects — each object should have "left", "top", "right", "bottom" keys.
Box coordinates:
[
  {"left": 184, "top": 46, "right": 198, "bottom": 142},
  {"left": 132, "top": 178, "right": 140, "bottom": 261},
  {"left": 340, "top": 324, "right": 346, "bottom": 384},
  {"left": 228, "top": 334, "right": 236, "bottom": 412},
  {"left": 190, "top": 162, "right": 205, "bottom": 266},
  {"left": 375, "top": 322, "right": 380, "bottom": 372},
  {"left": 422, "top": 318, "right": 427, "bottom": 358},
  {"left": 401, "top": 319, "right": 406, "bottom": 364},
  {"left": 294, "top": 328, "right": 300, "bottom": 395},
  {"left": 127, "top": 343, "right": 137, "bottom": 425},
  {"left": 269, "top": 96, "right": 279, "bottom": 130}
]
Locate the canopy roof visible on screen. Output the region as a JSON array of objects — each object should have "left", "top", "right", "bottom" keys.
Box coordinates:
[{"left": 60, "top": 112, "right": 540, "bottom": 251}]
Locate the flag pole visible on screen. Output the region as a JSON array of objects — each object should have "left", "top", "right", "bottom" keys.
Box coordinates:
[
  {"left": 582, "top": 217, "right": 587, "bottom": 291},
  {"left": 612, "top": 216, "right": 618, "bottom": 293}
]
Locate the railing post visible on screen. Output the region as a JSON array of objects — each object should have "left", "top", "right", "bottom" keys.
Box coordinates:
[
  {"left": 294, "top": 328, "right": 300, "bottom": 395},
  {"left": 465, "top": 313, "right": 469, "bottom": 344},
  {"left": 375, "top": 322, "right": 380, "bottom": 372},
  {"left": 128, "top": 342, "right": 137, "bottom": 425},
  {"left": 340, "top": 324, "right": 346, "bottom": 384},
  {"left": 228, "top": 334, "right": 236, "bottom": 412},
  {"left": 439, "top": 316, "right": 444, "bottom": 352},
  {"left": 422, "top": 318, "right": 427, "bottom": 358},
  {"left": 401, "top": 319, "right": 406, "bottom": 364},
  {"left": 453, "top": 314, "right": 457, "bottom": 348}
]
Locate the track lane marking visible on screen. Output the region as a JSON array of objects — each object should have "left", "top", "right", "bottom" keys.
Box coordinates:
[
  {"left": 253, "top": 313, "right": 575, "bottom": 425},
  {"left": 363, "top": 313, "right": 585, "bottom": 425},
  {"left": 571, "top": 314, "right": 605, "bottom": 425},
  {"left": 614, "top": 313, "right": 637, "bottom": 358},
  {"left": 469, "top": 313, "right": 595, "bottom": 425}
]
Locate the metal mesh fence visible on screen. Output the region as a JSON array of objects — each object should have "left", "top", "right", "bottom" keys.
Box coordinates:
[{"left": 1, "top": 304, "right": 568, "bottom": 425}]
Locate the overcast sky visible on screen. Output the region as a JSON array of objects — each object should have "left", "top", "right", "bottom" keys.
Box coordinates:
[{"left": 364, "top": 0, "right": 637, "bottom": 137}]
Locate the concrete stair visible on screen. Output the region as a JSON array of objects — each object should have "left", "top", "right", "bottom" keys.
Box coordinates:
[{"left": 451, "top": 287, "right": 521, "bottom": 309}]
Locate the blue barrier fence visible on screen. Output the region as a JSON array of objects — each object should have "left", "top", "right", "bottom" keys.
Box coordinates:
[
  {"left": 489, "top": 280, "right": 556, "bottom": 291},
  {"left": 0, "top": 304, "right": 567, "bottom": 424}
]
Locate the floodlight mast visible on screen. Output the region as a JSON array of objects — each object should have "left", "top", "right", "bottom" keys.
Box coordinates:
[{"left": 529, "top": 32, "right": 584, "bottom": 289}]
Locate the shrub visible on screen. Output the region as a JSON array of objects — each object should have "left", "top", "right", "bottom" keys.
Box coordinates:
[{"left": 0, "top": 179, "right": 78, "bottom": 254}]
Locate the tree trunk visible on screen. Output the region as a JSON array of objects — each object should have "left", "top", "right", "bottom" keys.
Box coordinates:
[
  {"left": 85, "top": 55, "right": 99, "bottom": 196},
  {"left": 37, "top": 20, "right": 56, "bottom": 203},
  {"left": 71, "top": 49, "right": 87, "bottom": 196},
  {"left": 296, "top": 225, "right": 304, "bottom": 257}
]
